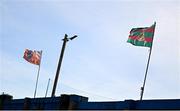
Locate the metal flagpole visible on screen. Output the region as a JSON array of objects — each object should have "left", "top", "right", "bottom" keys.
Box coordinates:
[
  {"left": 34, "top": 50, "right": 43, "bottom": 98},
  {"left": 140, "top": 47, "right": 152, "bottom": 100},
  {"left": 45, "top": 78, "right": 50, "bottom": 98},
  {"left": 140, "top": 22, "right": 156, "bottom": 100}
]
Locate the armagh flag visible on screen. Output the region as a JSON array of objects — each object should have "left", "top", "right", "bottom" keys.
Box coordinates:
[
  {"left": 127, "top": 23, "right": 155, "bottom": 47},
  {"left": 23, "top": 49, "right": 42, "bottom": 65}
]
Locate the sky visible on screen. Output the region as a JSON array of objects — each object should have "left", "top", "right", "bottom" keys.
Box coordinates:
[{"left": 0, "top": 0, "right": 180, "bottom": 101}]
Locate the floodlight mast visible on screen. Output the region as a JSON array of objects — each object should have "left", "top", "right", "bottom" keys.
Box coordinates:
[{"left": 51, "top": 34, "right": 77, "bottom": 97}]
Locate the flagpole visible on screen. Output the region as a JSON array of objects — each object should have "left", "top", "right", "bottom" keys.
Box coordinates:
[
  {"left": 45, "top": 78, "right": 50, "bottom": 98},
  {"left": 34, "top": 50, "right": 42, "bottom": 98},
  {"left": 140, "top": 47, "right": 152, "bottom": 100},
  {"left": 140, "top": 22, "right": 156, "bottom": 100}
]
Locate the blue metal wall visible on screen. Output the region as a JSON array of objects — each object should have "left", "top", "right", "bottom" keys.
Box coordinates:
[
  {"left": 79, "top": 99, "right": 180, "bottom": 110},
  {"left": 1, "top": 94, "right": 180, "bottom": 110}
]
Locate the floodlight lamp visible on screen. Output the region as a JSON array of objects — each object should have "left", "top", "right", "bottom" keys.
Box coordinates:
[{"left": 69, "top": 35, "right": 78, "bottom": 40}]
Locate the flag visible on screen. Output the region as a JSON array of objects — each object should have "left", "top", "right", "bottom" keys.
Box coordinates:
[
  {"left": 127, "top": 23, "right": 155, "bottom": 47},
  {"left": 23, "top": 49, "right": 42, "bottom": 65}
]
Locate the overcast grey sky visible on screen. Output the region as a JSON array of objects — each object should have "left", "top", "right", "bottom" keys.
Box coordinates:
[{"left": 0, "top": 0, "right": 180, "bottom": 101}]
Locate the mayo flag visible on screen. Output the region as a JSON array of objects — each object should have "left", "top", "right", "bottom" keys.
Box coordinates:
[
  {"left": 23, "top": 49, "right": 42, "bottom": 65},
  {"left": 127, "top": 23, "right": 155, "bottom": 48}
]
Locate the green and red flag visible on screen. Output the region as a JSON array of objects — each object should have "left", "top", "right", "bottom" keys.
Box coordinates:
[{"left": 127, "top": 23, "right": 156, "bottom": 48}]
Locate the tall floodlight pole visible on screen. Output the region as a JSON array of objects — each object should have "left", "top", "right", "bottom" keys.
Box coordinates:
[{"left": 51, "top": 34, "right": 77, "bottom": 97}]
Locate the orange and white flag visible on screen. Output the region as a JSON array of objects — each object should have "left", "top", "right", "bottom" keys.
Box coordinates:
[{"left": 23, "top": 49, "right": 42, "bottom": 65}]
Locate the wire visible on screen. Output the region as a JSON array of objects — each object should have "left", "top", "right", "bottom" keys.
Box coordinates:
[{"left": 60, "top": 83, "right": 117, "bottom": 101}]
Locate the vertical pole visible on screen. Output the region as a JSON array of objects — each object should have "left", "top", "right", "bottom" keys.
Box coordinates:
[
  {"left": 140, "top": 22, "right": 156, "bottom": 100},
  {"left": 34, "top": 51, "right": 43, "bottom": 98},
  {"left": 140, "top": 47, "right": 152, "bottom": 100},
  {"left": 51, "top": 34, "right": 68, "bottom": 97},
  {"left": 45, "top": 78, "right": 50, "bottom": 98}
]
